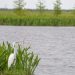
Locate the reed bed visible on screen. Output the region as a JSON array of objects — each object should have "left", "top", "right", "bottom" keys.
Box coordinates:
[
  {"left": 0, "top": 10, "right": 75, "bottom": 26},
  {"left": 0, "top": 42, "right": 40, "bottom": 75}
]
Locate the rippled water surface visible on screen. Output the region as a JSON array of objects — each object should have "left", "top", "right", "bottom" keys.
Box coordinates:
[{"left": 0, "top": 26, "right": 75, "bottom": 75}]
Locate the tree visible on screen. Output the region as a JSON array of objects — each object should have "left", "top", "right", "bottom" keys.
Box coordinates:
[
  {"left": 14, "top": 0, "right": 25, "bottom": 10},
  {"left": 53, "top": 0, "right": 62, "bottom": 15},
  {"left": 72, "top": 6, "right": 75, "bottom": 14},
  {"left": 14, "top": 0, "right": 26, "bottom": 15},
  {"left": 36, "top": 0, "right": 45, "bottom": 13}
]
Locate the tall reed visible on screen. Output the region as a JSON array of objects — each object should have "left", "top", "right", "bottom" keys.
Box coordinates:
[
  {"left": 0, "top": 10, "right": 75, "bottom": 26},
  {"left": 0, "top": 42, "right": 40, "bottom": 75}
]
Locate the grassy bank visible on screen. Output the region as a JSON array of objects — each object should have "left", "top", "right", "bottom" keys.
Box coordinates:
[
  {"left": 0, "top": 10, "right": 75, "bottom": 26},
  {"left": 0, "top": 42, "right": 40, "bottom": 75}
]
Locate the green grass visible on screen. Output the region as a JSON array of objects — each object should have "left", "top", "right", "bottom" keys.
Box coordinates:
[
  {"left": 0, "top": 10, "right": 75, "bottom": 26},
  {"left": 0, "top": 42, "right": 40, "bottom": 75}
]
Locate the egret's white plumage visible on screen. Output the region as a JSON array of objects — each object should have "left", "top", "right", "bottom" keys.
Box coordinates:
[
  {"left": 8, "top": 53, "right": 15, "bottom": 68},
  {"left": 8, "top": 42, "right": 18, "bottom": 69}
]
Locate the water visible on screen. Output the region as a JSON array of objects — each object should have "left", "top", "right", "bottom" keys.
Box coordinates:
[{"left": 0, "top": 26, "right": 75, "bottom": 75}]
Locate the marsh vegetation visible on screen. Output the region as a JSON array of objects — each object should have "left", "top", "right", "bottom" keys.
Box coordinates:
[
  {"left": 0, "top": 42, "right": 40, "bottom": 75},
  {"left": 0, "top": 0, "right": 75, "bottom": 26},
  {"left": 0, "top": 10, "right": 75, "bottom": 26}
]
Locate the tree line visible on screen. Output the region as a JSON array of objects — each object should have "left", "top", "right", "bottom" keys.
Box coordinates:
[{"left": 14, "top": 0, "right": 75, "bottom": 15}]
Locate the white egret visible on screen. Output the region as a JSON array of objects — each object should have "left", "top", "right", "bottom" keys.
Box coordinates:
[{"left": 8, "top": 42, "right": 18, "bottom": 69}]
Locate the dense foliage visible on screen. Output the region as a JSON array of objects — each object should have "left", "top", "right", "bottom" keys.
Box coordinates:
[{"left": 0, "top": 10, "right": 75, "bottom": 26}]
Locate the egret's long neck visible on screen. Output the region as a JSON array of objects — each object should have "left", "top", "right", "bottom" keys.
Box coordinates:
[{"left": 14, "top": 47, "right": 17, "bottom": 58}]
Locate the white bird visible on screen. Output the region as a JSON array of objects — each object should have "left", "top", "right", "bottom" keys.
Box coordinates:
[{"left": 8, "top": 42, "right": 18, "bottom": 69}]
